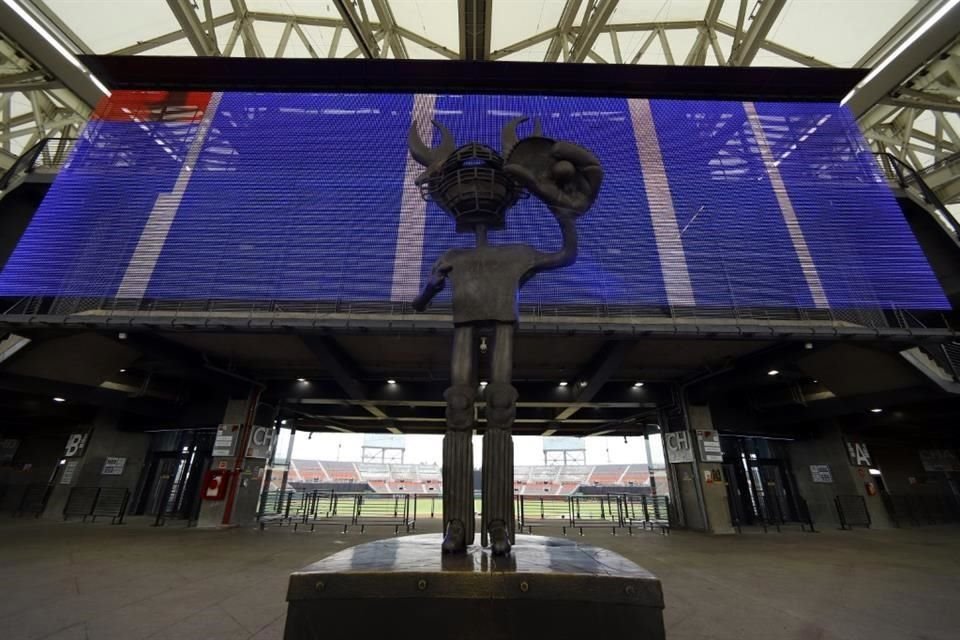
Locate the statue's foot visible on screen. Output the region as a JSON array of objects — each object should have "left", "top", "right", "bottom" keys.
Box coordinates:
[
  {"left": 488, "top": 520, "right": 512, "bottom": 556},
  {"left": 442, "top": 519, "right": 467, "bottom": 554}
]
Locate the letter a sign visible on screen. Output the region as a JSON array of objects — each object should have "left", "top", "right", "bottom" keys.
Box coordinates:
[{"left": 845, "top": 440, "right": 872, "bottom": 467}]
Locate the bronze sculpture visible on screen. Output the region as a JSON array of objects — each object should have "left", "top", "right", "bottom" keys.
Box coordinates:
[{"left": 409, "top": 117, "right": 602, "bottom": 555}]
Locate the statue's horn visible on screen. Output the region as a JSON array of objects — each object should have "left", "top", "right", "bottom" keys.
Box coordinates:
[
  {"left": 501, "top": 116, "right": 527, "bottom": 158},
  {"left": 408, "top": 119, "right": 457, "bottom": 167},
  {"left": 433, "top": 120, "right": 456, "bottom": 161}
]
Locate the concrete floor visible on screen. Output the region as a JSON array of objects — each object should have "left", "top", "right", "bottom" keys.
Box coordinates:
[{"left": 1, "top": 517, "right": 958, "bottom": 640}]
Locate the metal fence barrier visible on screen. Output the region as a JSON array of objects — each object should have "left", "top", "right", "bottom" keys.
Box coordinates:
[
  {"left": 516, "top": 495, "right": 572, "bottom": 534},
  {"left": 62, "top": 486, "right": 130, "bottom": 524},
  {"left": 12, "top": 483, "right": 52, "bottom": 517},
  {"left": 882, "top": 493, "right": 960, "bottom": 527},
  {"left": 355, "top": 493, "right": 412, "bottom": 534},
  {"left": 569, "top": 494, "right": 623, "bottom": 535},
  {"left": 835, "top": 495, "right": 871, "bottom": 529},
  {"left": 620, "top": 495, "right": 671, "bottom": 535}
]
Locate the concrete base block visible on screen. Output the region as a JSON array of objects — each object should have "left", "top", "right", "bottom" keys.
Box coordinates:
[{"left": 284, "top": 533, "right": 665, "bottom": 639}]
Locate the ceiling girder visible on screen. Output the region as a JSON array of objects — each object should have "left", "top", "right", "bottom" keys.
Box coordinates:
[
  {"left": 569, "top": 0, "right": 618, "bottom": 64},
  {"left": 166, "top": 0, "right": 219, "bottom": 56},
  {"left": 229, "top": 0, "right": 265, "bottom": 57},
  {"left": 111, "top": 12, "right": 236, "bottom": 55},
  {"left": 545, "top": 0, "right": 582, "bottom": 62},
  {"left": 728, "top": 0, "right": 787, "bottom": 66},
  {"left": 712, "top": 21, "right": 832, "bottom": 67},
  {"left": 371, "top": 0, "right": 409, "bottom": 59},
  {"left": 849, "top": 3, "right": 960, "bottom": 120},
  {"left": 332, "top": 0, "right": 381, "bottom": 59},
  {"left": 685, "top": 0, "right": 724, "bottom": 66},
  {"left": 459, "top": 0, "right": 491, "bottom": 61},
  {"left": 555, "top": 341, "right": 631, "bottom": 421},
  {"left": 300, "top": 336, "right": 388, "bottom": 419},
  {"left": 0, "top": 3, "right": 101, "bottom": 109}
]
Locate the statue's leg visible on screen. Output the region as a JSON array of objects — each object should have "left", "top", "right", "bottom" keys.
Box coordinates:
[
  {"left": 442, "top": 324, "right": 476, "bottom": 554},
  {"left": 482, "top": 322, "right": 517, "bottom": 555}
]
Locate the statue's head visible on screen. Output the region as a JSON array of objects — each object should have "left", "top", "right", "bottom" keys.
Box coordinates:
[{"left": 408, "top": 117, "right": 546, "bottom": 233}]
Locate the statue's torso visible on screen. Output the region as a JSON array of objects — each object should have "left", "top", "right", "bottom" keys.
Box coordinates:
[{"left": 443, "top": 244, "right": 538, "bottom": 324}]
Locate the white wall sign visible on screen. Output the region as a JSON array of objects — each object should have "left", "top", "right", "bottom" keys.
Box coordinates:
[
  {"left": 101, "top": 457, "right": 126, "bottom": 476},
  {"left": 697, "top": 430, "right": 724, "bottom": 463},
  {"left": 60, "top": 459, "right": 80, "bottom": 485},
  {"left": 919, "top": 450, "right": 959, "bottom": 472},
  {"left": 245, "top": 425, "right": 276, "bottom": 459},
  {"left": 664, "top": 431, "right": 694, "bottom": 463},
  {"left": 63, "top": 432, "right": 89, "bottom": 458},
  {"left": 213, "top": 424, "right": 240, "bottom": 457},
  {"left": 810, "top": 464, "right": 833, "bottom": 483},
  {"left": 0, "top": 438, "right": 19, "bottom": 463}
]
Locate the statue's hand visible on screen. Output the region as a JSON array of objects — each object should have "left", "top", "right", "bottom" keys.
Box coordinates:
[
  {"left": 429, "top": 257, "right": 452, "bottom": 288},
  {"left": 505, "top": 141, "right": 603, "bottom": 216}
]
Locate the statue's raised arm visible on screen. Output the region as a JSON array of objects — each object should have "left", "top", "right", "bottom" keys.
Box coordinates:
[{"left": 503, "top": 133, "right": 603, "bottom": 273}]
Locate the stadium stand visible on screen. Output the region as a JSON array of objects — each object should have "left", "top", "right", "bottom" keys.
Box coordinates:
[{"left": 285, "top": 459, "right": 667, "bottom": 498}]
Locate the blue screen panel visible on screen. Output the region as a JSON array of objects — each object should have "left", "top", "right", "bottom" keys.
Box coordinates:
[{"left": 0, "top": 90, "right": 948, "bottom": 311}]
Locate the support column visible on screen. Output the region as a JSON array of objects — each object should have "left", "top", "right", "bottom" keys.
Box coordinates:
[
  {"left": 43, "top": 410, "right": 149, "bottom": 519},
  {"left": 195, "top": 390, "right": 269, "bottom": 528},
  {"left": 685, "top": 404, "right": 735, "bottom": 534}
]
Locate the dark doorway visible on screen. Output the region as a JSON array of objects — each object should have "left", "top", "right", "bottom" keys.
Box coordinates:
[
  {"left": 134, "top": 430, "right": 214, "bottom": 521},
  {"left": 721, "top": 436, "right": 803, "bottom": 527}
]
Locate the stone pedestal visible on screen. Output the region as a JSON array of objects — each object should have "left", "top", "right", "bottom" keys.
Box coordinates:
[{"left": 284, "top": 534, "right": 665, "bottom": 640}]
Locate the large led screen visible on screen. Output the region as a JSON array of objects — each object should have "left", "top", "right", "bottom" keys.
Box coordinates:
[{"left": 0, "top": 90, "right": 948, "bottom": 310}]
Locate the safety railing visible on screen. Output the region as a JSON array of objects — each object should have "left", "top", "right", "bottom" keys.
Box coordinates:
[
  {"left": 5, "top": 293, "right": 952, "bottom": 340},
  {"left": 881, "top": 493, "right": 960, "bottom": 527},
  {"left": 516, "top": 494, "right": 572, "bottom": 534},
  {"left": 874, "top": 151, "right": 960, "bottom": 244},
  {"left": 0, "top": 137, "right": 75, "bottom": 192},
  {"left": 835, "top": 494, "right": 871, "bottom": 529},
  {"left": 1, "top": 483, "right": 52, "bottom": 517},
  {"left": 63, "top": 486, "right": 130, "bottom": 524},
  {"left": 620, "top": 495, "right": 671, "bottom": 535}
]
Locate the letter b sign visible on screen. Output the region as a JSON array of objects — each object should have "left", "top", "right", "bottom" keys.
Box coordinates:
[{"left": 63, "top": 433, "right": 88, "bottom": 458}]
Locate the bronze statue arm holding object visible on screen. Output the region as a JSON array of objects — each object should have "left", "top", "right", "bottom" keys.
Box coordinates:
[{"left": 504, "top": 137, "right": 603, "bottom": 273}]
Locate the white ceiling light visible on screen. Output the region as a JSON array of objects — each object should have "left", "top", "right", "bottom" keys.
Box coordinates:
[
  {"left": 53, "top": 396, "right": 66, "bottom": 402},
  {"left": 870, "top": 407, "right": 883, "bottom": 413},
  {"left": 387, "top": 379, "right": 397, "bottom": 385},
  {"left": 558, "top": 381, "right": 568, "bottom": 387},
  {"left": 633, "top": 381, "right": 644, "bottom": 388},
  {"left": 297, "top": 378, "right": 307, "bottom": 383},
  {"left": 840, "top": 0, "right": 960, "bottom": 106},
  {"left": 479, "top": 381, "right": 488, "bottom": 387},
  {"left": 1, "top": 0, "right": 111, "bottom": 96},
  {"left": 767, "top": 369, "right": 779, "bottom": 376}
]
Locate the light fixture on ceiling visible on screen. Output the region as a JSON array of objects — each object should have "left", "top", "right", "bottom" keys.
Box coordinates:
[
  {"left": 840, "top": 0, "right": 960, "bottom": 106},
  {"left": 387, "top": 379, "right": 397, "bottom": 385},
  {"left": 53, "top": 397, "right": 65, "bottom": 402},
  {"left": 558, "top": 381, "right": 568, "bottom": 387},
  {"left": 480, "top": 381, "right": 488, "bottom": 387},
  {"left": 281, "top": 419, "right": 287, "bottom": 425},
  {"left": 767, "top": 369, "right": 780, "bottom": 376},
  {"left": 633, "top": 381, "right": 644, "bottom": 388},
  {"left": 579, "top": 380, "right": 588, "bottom": 387},
  {"left": 119, "top": 368, "right": 126, "bottom": 373},
  {"left": 297, "top": 378, "right": 307, "bottom": 383},
  {"left": 1, "top": 0, "right": 111, "bottom": 96},
  {"left": 870, "top": 408, "right": 883, "bottom": 413}
]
